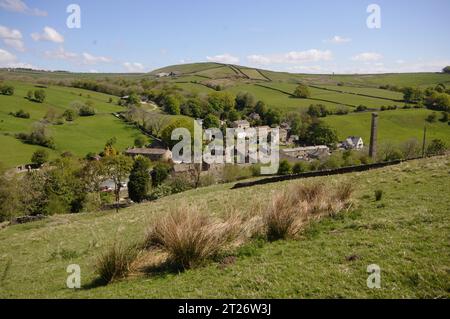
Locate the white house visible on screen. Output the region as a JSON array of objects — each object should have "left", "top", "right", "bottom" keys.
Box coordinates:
[{"left": 343, "top": 136, "right": 364, "bottom": 150}]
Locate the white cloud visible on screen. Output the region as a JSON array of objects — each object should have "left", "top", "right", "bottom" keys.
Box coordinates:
[
  {"left": 123, "top": 62, "right": 146, "bottom": 72},
  {"left": 31, "top": 27, "right": 64, "bottom": 43},
  {"left": 326, "top": 35, "right": 351, "bottom": 44},
  {"left": 247, "top": 49, "right": 333, "bottom": 65},
  {"left": 351, "top": 52, "right": 383, "bottom": 62},
  {"left": 0, "top": 25, "right": 25, "bottom": 51},
  {"left": 82, "top": 52, "right": 112, "bottom": 64},
  {"left": 44, "top": 47, "right": 112, "bottom": 65},
  {"left": 0, "top": 48, "right": 33, "bottom": 68},
  {"left": 0, "top": 0, "right": 47, "bottom": 16},
  {"left": 206, "top": 53, "right": 240, "bottom": 64}
]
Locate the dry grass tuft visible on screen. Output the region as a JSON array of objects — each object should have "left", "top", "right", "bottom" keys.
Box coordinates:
[
  {"left": 95, "top": 242, "right": 139, "bottom": 284},
  {"left": 145, "top": 207, "right": 247, "bottom": 270},
  {"left": 264, "top": 182, "right": 354, "bottom": 240}
]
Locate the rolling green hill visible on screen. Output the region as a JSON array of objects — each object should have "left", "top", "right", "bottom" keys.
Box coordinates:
[
  {"left": 0, "top": 81, "right": 146, "bottom": 168},
  {"left": 0, "top": 155, "right": 448, "bottom": 298}
]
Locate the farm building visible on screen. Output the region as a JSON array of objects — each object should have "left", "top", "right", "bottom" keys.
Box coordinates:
[{"left": 342, "top": 136, "right": 364, "bottom": 150}]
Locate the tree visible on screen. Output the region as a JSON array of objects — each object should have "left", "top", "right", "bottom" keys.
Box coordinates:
[
  {"left": 134, "top": 136, "right": 147, "bottom": 148},
  {"left": 305, "top": 121, "right": 338, "bottom": 147},
  {"left": 207, "top": 91, "right": 235, "bottom": 114},
  {"left": 31, "top": 149, "right": 49, "bottom": 166},
  {"left": 426, "top": 139, "right": 446, "bottom": 156},
  {"left": 425, "top": 92, "right": 450, "bottom": 112},
  {"left": 127, "top": 93, "right": 140, "bottom": 106},
  {"left": 128, "top": 156, "right": 151, "bottom": 203},
  {"left": 277, "top": 160, "right": 292, "bottom": 175},
  {"left": 181, "top": 98, "right": 203, "bottom": 118},
  {"left": 34, "top": 89, "right": 46, "bottom": 103},
  {"left": 235, "top": 92, "right": 255, "bottom": 111},
  {"left": 440, "top": 112, "right": 449, "bottom": 123},
  {"left": 0, "top": 84, "right": 14, "bottom": 95},
  {"left": 78, "top": 105, "right": 96, "bottom": 116},
  {"left": 151, "top": 162, "right": 171, "bottom": 187},
  {"left": 163, "top": 95, "right": 181, "bottom": 115},
  {"left": 307, "top": 104, "right": 330, "bottom": 118},
  {"left": 403, "top": 87, "right": 423, "bottom": 103},
  {"left": 102, "top": 154, "right": 133, "bottom": 212},
  {"left": 203, "top": 114, "right": 221, "bottom": 129},
  {"left": 264, "top": 108, "right": 281, "bottom": 126},
  {"left": 443, "top": 66, "right": 450, "bottom": 74},
  {"left": 63, "top": 109, "right": 76, "bottom": 121},
  {"left": 27, "top": 90, "right": 33, "bottom": 100},
  {"left": 426, "top": 112, "right": 437, "bottom": 123},
  {"left": 293, "top": 84, "right": 311, "bottom": 98}
]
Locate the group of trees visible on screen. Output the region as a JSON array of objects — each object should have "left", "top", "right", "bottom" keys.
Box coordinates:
[
  {"left": 399, "top": 84, "right": 450, "bottom": 112},
  {"left": 16, "top": 123, "right": 55, "bottom": 149},
  {"left": 27, "top": 89, "right": 46, "bottom": 103},
  {"left": 0, "top": 84, "right": 14, "bottom": 95}
]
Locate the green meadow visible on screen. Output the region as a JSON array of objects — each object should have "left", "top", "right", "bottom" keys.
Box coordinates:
[
  {"left": 0, "top": 81, "right": 146, "bottom": 168},
  {"left": 0, "top": 156, "right": 448, "bottom": 298}
]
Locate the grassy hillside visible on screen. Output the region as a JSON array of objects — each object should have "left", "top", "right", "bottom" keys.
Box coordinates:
[
  {"left": 324, "top": 109, "right": 450, "bottom": 145},
  {"left": 0, "top": 81, "right": 146, "bottom": 168},
  {"left": 0, "top": 156, "right": 448, "bottom": 298}
]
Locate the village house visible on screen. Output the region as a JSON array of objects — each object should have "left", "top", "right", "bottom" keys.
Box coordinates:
[
  {"left": 232, "top": 120, "right": 251, "bottom": 130},
  {"left": 125, "top": 147, "right": 172, "bottom": 162},
  {"left": 342, "top": 136, "right": 364, "bottom": 150}
]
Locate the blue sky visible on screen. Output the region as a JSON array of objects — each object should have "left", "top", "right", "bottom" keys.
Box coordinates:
[{"left": 0, "top": 0, "right": 449, "bottom": 73}]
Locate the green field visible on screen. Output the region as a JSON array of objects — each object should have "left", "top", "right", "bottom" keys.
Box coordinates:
[
  {"left": 0, "top": 155, "right": 448, "bottom": 298},
  {"left": 324, "top": 109, "right": 450, "bottom": 145},
  {"left": 0, "top": 81, "right": 146, "bottom": 168}
]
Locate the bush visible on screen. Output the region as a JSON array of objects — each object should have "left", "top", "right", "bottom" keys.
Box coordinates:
[
  {"left": 11, "top": 109, "right": 30, "bottom": 119},
  {"left": 277, "top": 160, "right": 292, "bottom": 175},
  {"left": 426, "top": 112, "right": 437, "bottom": 123},
  {"left": 292, "top": 162, "right": 307, "bottom": 174},
  {"left": 148, "top": 184, "right": 172, "bottom": 201},
  {"left": 34, "top": 89, "right": 46, "bottom": 103},
  {"left": 355, "top": 105, "right": 368, "bottom": 112},
  {"left": 293, "top": 84, "right": 311, "bottom": 98},
  {"left": 426, "top": 139, "right": 446, "bottom": 156},
  {"left": 63, "top": 109, "right": 76, "bottom": 121},
  {"left": 16, "top": 124, "right": 55, "bottom": 149},
  {"left": 151, "top": 162, "right": 171, "bottom": 187},
  {"left": 145, "top": 208, "right": 243, "bottom": 269},
  {"left": 78, "top": 105, "right": 96, "bottom": 116},
  {"left": 375, "top": 190, "right": 383, "bottom": 201},
  {"left": 31, "top": 149, "right": 49, "bottom": 166},
  {"left": 0, "top": 84, "right": 14, "bottom": 95},
  {"left": 95, "top": 242, "right": 139, "bottom": 284},
  {"left": 168, "top": 176, "right": 192, "bottom": 194}
]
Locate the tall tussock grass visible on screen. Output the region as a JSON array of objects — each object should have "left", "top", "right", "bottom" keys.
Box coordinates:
[
  {"left": 96, "top": 242, "right": 140, "bottom": 284},
  {"left": 264, "top": 182, "right": 354, "bottom": 240},
  {"left": 145, "top": 207, "right": 247, "bottom": 270},
  {"left": 95, "top": 181, "right": 354, "bottom": 282}
]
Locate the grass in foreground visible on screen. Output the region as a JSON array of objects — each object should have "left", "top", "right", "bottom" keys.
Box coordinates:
[{"left": 0, "top": 156, "right": 449, "bottom": 298}]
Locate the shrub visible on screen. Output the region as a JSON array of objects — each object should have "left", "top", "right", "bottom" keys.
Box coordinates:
[
  {"left": 31, "top": 149, "right": 49, "bottom": 166},
  {"left": 63, "top": 109, "right": 76, "bottom": 121},
  {"left": 375, "top": 190, "right": 383, "bottom": 201},
  {"left": 426, "top": 139, "right": 446, "bottom": 156},
  {"left": 95, "top": 242, "right": 139, "bottom": 284},
  {"left": 355, "top": 105, "right": 368, "bottom": 112},
  {"left": 145, "top": 208, "right": 243, "bottom": 269},
  {"left": 292, "top": 162, "right": 307, "bottom": 174},
  {"left": 426, "top": 112, "right": 437, "bottom": 123},
  {"left": 148, "top": 184, "right": 172, "bottom": 201},
  {"left": 222, "top": 165, "right": 252, "bottom": 183},
  {"left": 12, "top": 109, "right": 30, "bottom": 119},
  {"left": 293, "top": 84, "right": 311, "bottom": 98},
  {"left": 78, "top": 105, "right": 96, "bottom": 116},
  {"left": 0, "top": 84, "right": 14, "bottom": 95},
  {"left": 34, "top": 89, "right": 46, "bottom": 103},
  {"left": 277, "top": 160, "right": 292, "bottom": 175},
  {"left": 151, "top": 162, "right": 171, "bottom": 187},
  {"left": 168, "top": 175, "right": 192, "bottom": 194},
  {"left": 16, "top": 124, "right": 55, "bottom": 149}
]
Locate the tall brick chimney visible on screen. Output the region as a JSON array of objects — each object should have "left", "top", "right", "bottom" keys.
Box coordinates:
[{"left": 369, "top": 113, "right": 378, "bottom": 159}]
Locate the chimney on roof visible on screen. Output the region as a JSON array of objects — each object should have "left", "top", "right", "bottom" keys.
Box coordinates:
[{"left": 369, "top": 113, "right": 378, "bottom": 159}]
